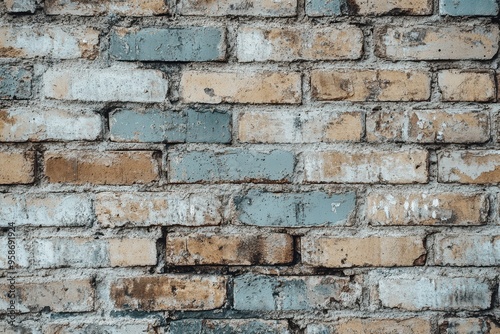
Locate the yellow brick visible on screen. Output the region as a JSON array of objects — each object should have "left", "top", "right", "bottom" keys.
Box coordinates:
[
  {"left": 439, "top": 70, "right": 495, "bottom": 102},
  {"left": 0, "top": 151, "right": 35, "bottom": 184},
  {"left": 109, "top": 239, "right": 157, "bottom": 267},
  {"left": 334, "top": 318, "right": 431, "bottom": 334}
]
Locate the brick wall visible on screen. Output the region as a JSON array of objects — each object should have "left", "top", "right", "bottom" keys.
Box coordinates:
[{"left": 1, "top": 0, "right": 500, "bottom": 332}]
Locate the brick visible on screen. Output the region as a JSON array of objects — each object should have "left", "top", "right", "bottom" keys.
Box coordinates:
[
  {"left": 0, "top": 238, "right": 29, "bottom": 269},
  {"left": 45, "top": 0, "right": 168, "bottom": 16},
  {"left": 438, "top": 318, "right": 490, "bottom": 334},
  {"left": 109, "top": 108, "right": 230, "bottom": 143},
  {"left": 44, "top": 151, "right": 159, "bottom": 185},
  {"left": 0, "top": 151, "right": 35, "bottom": 184},
  {"left": 306, "top": 318, "right": 432, "bottom": 334},
  {"left": 376, "top": 25, "right": 500, "bottom": 60},
  {"left": 366, "top": 191, "right": 488, "bottom": 226},
  {"left": 408, "top": 110, "right": 490, "bottom": 143},
  {"left": 110, "top": 275, "right": 226, "bottom": 311},
  {"left": 0, "top": 65, "right": 31, "bottom": 99},
  {"left": 434, "top": 235, "right": 500, "bottom": 266},
  {"left": 110, "top": 27, "right": 225, "bottom": 61},
  {"left": 0, "top": 193, "right": 93, "bottom": 227},
  {"left": 0, "top": 106, "right": 102, "bottom": 142},
  {"left": 439, "top": 70, "right": 495, "bottom": 102},
  {"left": 303, "top": 148, "right": 428, "bottom": 184},
  {"left": 235, "top": 190, "right": 356, "bottom": 227},
  {"left": 170, "top": 319, "right": 290, "bottom": 334},
  {"left": 168, "top": 149, "right": 294, "bottom": 183},
  {"left": 438, "top": 150, "right": 500, "bottom": 184},
  {"left": 0, "top": 26, "right": 99, "bottom": 59},
  {"left": 95, "top": 192, "right": 222, "bottom": 227},
  {"left": 237, "top": 26, "right": 362, "bottom": 62},
  {"left": 378, "top": 276, "right": 492, "bottom": 311},
  {"left": 238, "top": 111, "right": 362, "bottom": 143},
  {"left": 366, "top": 110, "right": 406, "bottom": 142},
  {"left": 43, "top": 66, "right": 167, "bottom": 102},
  {"left": 180, "top": 71, "right": 301, "bottom": 104},
  {"left": 440, "top": 0, "right": 499, "bottom": 16},
  {"left": 5, "top": 0, "right": 35, "bottom": 13},
  {"left": 0, "top": 324, "right": 37, "bottom": 334},
  {"left": 302, "top": 236, "right": 426, "bottom": 267},
  {"left": 311, "top": 70, "right": 430, "bottom": 102},
  {"left": 166, "top": 232, "right": 293, "bottom": 265},
  {"left": 44, "top": 323, "right": 155, "bottom": 334},
  {"left": 33, "top": 238, "right": 156, "bottom": 268},
  {"left": 306, "top": 0, "right": 432, "bottom": 16},
  {"left": 0, "top": 279, "right": 94, "bottom": 313},
  {"left": 178, "top": 0, "right": 296, "bottom": 17},
  {"left": 233, "top": 274, "right": 361, "bottom": 310}
]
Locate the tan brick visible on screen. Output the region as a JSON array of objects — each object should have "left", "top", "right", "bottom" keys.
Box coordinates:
[
  {"left": 376, "top": 25, "right": 500, "bottom": 60},
  {"left": 44, "top": 323, "right": 155, "bottom": 334},
  {"left": 166, "top": 233, "right": 293, "bottom": 265},
  {"left": 311, "top": 70, "right": 430, "bottom": 101},
  {"left": 303, "top": 148, "right": 428, "bottom": 183},
  {"left": 439, "top": 70, "right": 495, "bottom": 102},
  {"left": 366, "top": 110, "right": 405, "bottom": 142},
  {"left": 366, "top": 191, "right": 488, "bottom": 226},
  {"left": 0, "top": 106, "right": 102, "bottom": 142},
  {"left": 302, "top": 235, "right": 426, "bottom": 267},
  {"left": 109, "top": 239, "right": 157, "bottom": 267},
  {"left": 44, "top": 151, "right": 159, "bottom": 185},
  {"left": 0, "top": 26, "right": 99, "bottom": 59},
  {"left": 438, "top": 150, "right": 500, "bottom": 184},
  {"left": 0, "top": 279, "right": 94, "bottom": 313},
  {"left": 0, "top": 151, "right": 35, "bottom": 184},
  {"left": 434, "top": 235, "right": 500, "bottom": 266},
  {"left": 237, "top": 26, "right": 363, "bottom": 61},
  {"left": 45, "top": 0, "right": 168, "bottom": 16},
  {"left": 110, "top": 275, "right": 226, "bottom": 311},
  {"left": 238, "top": 110, "right": 362, "bottom": 143},
  {"left": 180, "top": 71, "right": 301, "bottom": 104},
  {"left": 178, "top": 0, "right": 296, "bottom": 17},
  {"left": 408, "top": 110, "right": 490, "bottom": 143},
  {"left": 306, "top": 318, "right": 432, "bottom": 334},
  {"left": 350, "top": 0, "right": 432, "bottom": 15},
  {"left": 439, "top": 318, "right": 489, "bottom": 334},
  {"left": 95, "top": 192, "right": 222, "bottom": 228}
]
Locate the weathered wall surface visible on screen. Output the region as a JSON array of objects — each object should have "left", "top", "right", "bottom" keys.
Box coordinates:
[{"left": 1, "top": 0, "right": 500, "bottom": 332}]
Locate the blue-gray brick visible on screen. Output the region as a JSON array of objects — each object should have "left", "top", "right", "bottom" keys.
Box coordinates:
[
  {"left": 440, "top": 0, "right": 499, "bottom": 16},
  {"left": 168, "top": 149, "right": 294, "bottom": 183},
  {"left": 0, "top": 66, "right": 31, "bottom": 99},
  {"left": 6, "top": 0, "right": 36, "bottom": 13},
  {"left": 169, "top": 319, "right": 290, "bottom": 334},
  {"left": 235, "top": 190, "right": 355, "bottom": 227},
  {"left": 306, "top": 0, "right": 343, "bottom": 16},
  {"left": 110, "top": 27, "right": 226, "bottom": 61},
  {"left": 109, "top": 109, "right": 230, "bottom": 143},
  {"left": 233, "top": 274, "right": 361, "bottom": 311}
]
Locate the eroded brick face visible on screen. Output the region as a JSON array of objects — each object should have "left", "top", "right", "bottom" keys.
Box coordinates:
[{"left": 4, "top": 0, "right": 500, "bottom": 331}]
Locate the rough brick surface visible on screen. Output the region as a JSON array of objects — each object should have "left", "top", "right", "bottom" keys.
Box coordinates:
[
  {"left": 434, "top": 235, "right": 500, "bottom": 266},
  {"left": 233, "top": 274, "right": 361, "bottom": 310},
  {"left": 237, "top": 26, "right": 363, "bottom": 61},
  {"left": 110, "top": 275, "right": 226, "bottom": 311},
  {"left": 96, "top": 192, "right": 223, "bottom": 227},
  {"left": 43, "top": 66, "right": 168, "bottom": 102},
  {"left": 0, "top": 279, "right": 94, "bottom": 313},
  {"left": 366, "top": 191, "right": 488, "bottom": 225},
  {"left": 0, "top": 26, "right": 99, "bottom": 59},
  {"left": 376, "top": 25, "right": 500, "bottom": 60},
  {"left": 170, "top": 319, "right": 290, "bottom": 334},
  {"left": 306, "top": 0, "right": 432, "bottom": 16},
  {"left": 440, "top": 0, "right": 499, "bottom": 16},
  {"left": 238, "top": 110, "right": 363, "bottom": 143},
  {"left": 0, "top": 151, "right": 35, "bottom": 184},
  {"left": 438, "top": 70, "right": 496, "bottom": 102},
  {"left": 178, "top": 0, "right": 297, "bottom": 16},
  {"left": 110, "top": 27, "right": 226, "bottom": 61},
  {"left": 303, "top": 148, "right": 428, "bottom": 183},
  {"left": 44, "top": 151, "right": 159, "bottom": 185},
  {"left": 302, "top": 235, "right": 426, "bottom": 267},
  {"left": 166, "top": 232, "right": 293, "bottom": 265},
  {"left": 45, "top": 0, "right": 169, "bottom": 16},
  {"left": 306, "top": 318, "right": 432, "bottom": 334},
  {"left": 0, "top": 65, "right": 32, "bottom": 99},
  {"left": 438, "top": 150, "right": 500, "bottom": 184},
  {"left": 311, "top": 70, "right": 430, "bottom": 101},
  {"left": 5, "top": 0, "right": 36, "bottom": 12},
  {"left": 378, "top": 276, "right": 492, "bottom": 311},
  {"left": 180, "top": 71, "right": 301, "bottom": 104}
]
